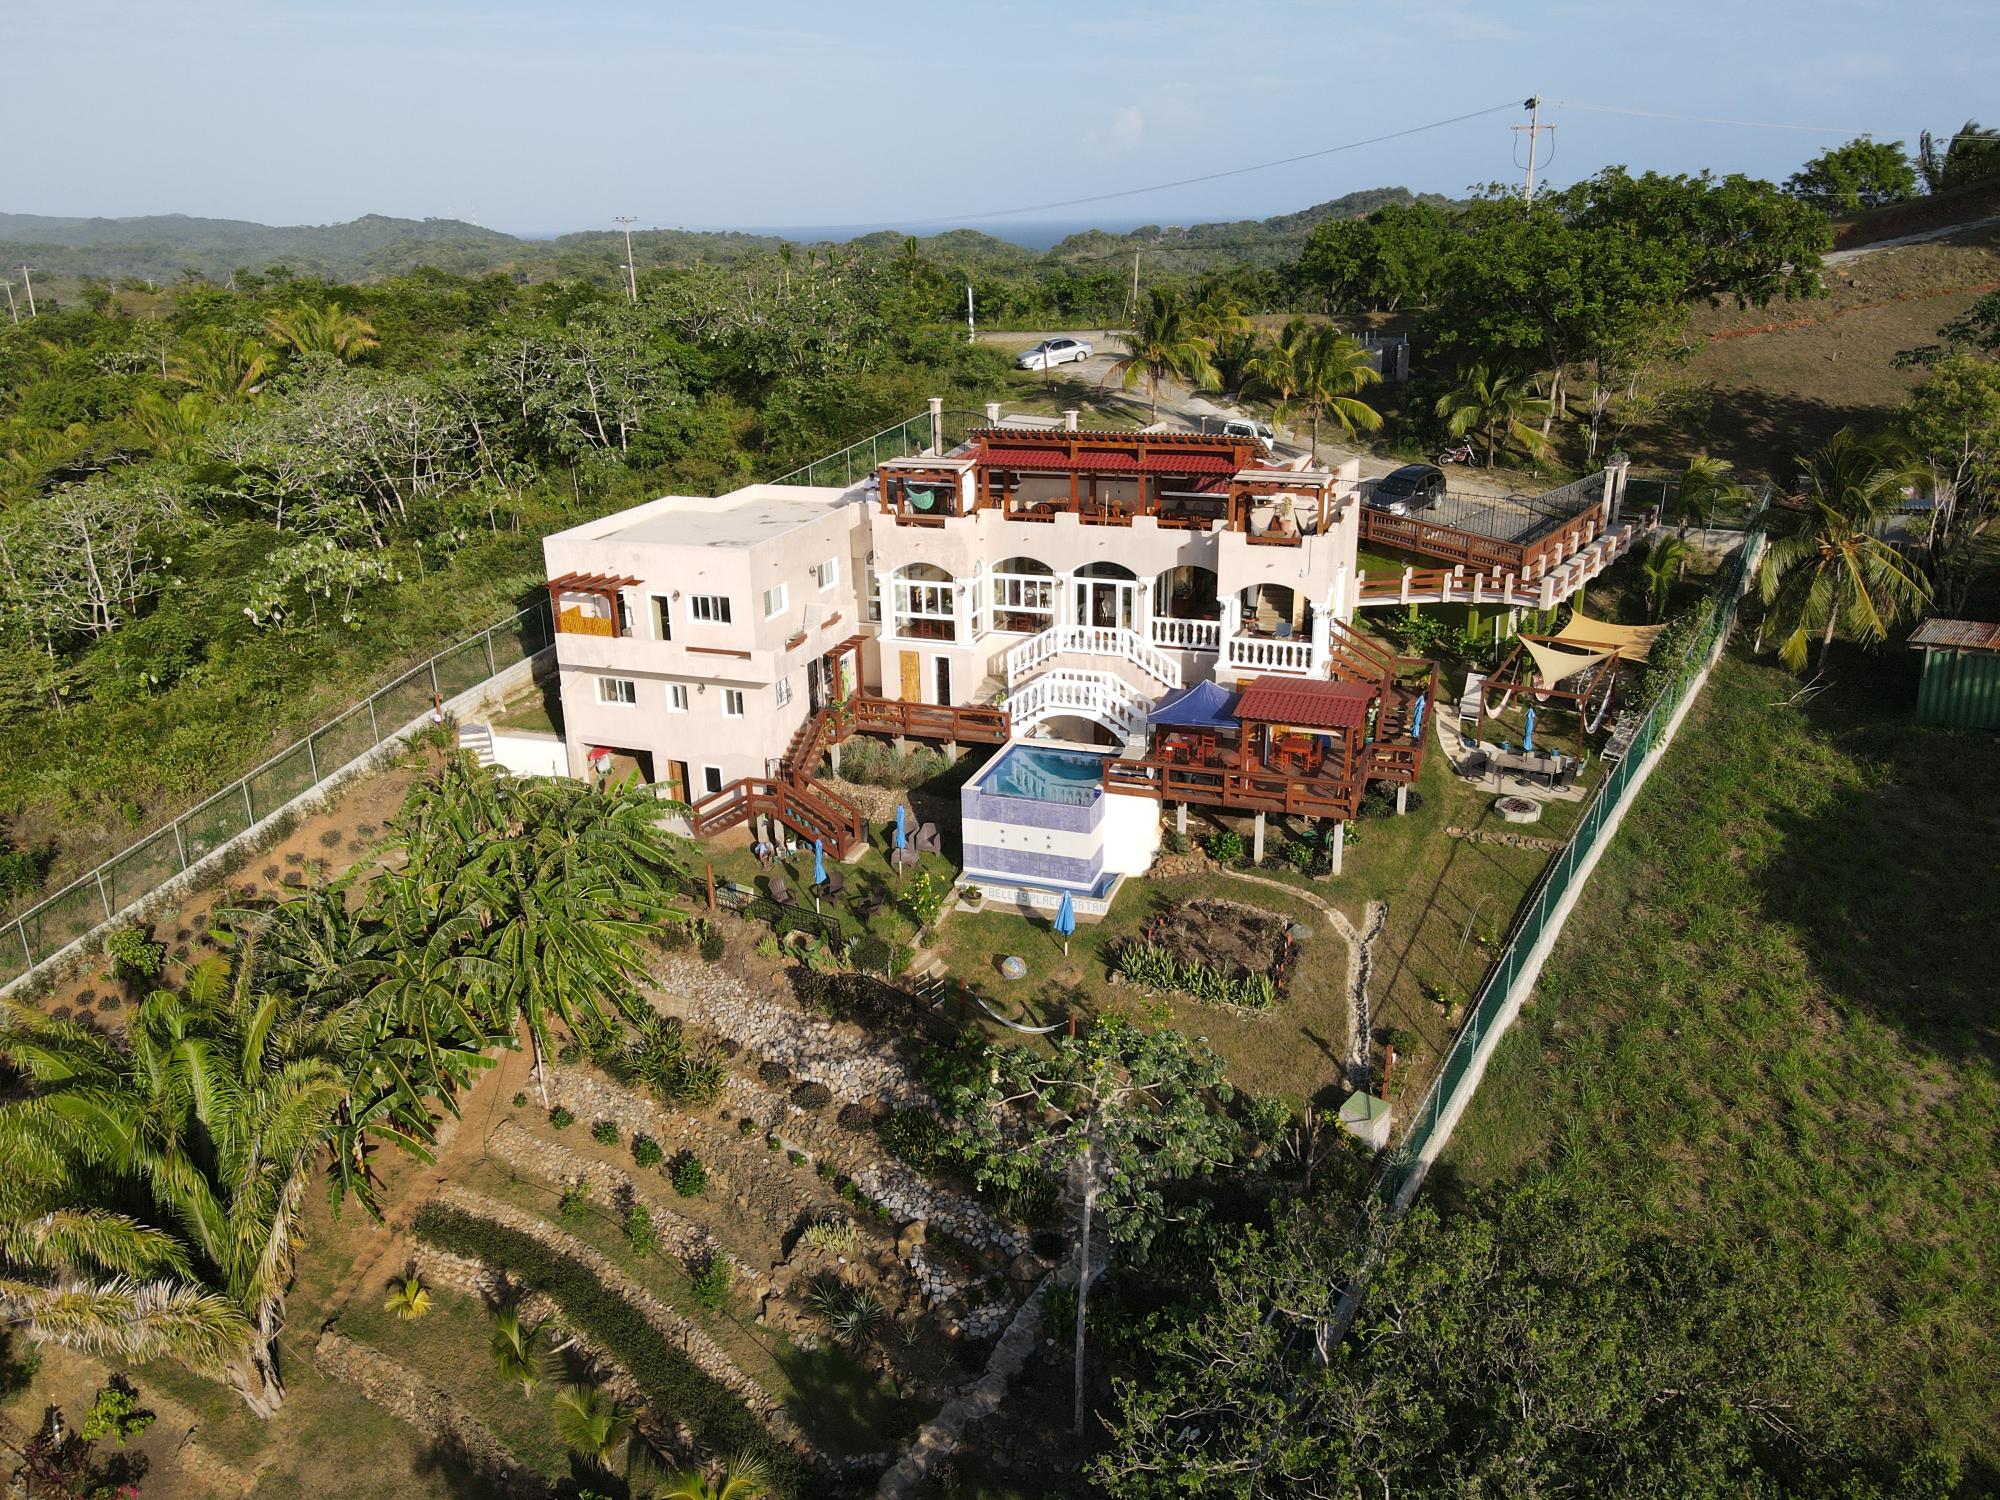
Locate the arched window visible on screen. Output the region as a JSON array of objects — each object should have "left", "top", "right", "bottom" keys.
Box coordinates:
[
  {"left": 989, "top": 556, "right": 1055, "bottom": 633},
  {"left": 892, "top": 563, "right": 957, "bottom": 641}
]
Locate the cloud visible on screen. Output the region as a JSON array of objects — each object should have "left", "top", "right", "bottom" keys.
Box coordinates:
[{"left": 1084, "top": 106, "right": 1147, "bottom": 155}]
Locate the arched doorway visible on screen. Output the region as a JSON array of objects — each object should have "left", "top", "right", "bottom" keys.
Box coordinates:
[{"left": 1075, "top": 561, "right": 1139, "bottom": 631}]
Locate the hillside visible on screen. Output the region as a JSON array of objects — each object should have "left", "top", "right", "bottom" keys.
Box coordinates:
[
  {"left": 1616, "top": 217, "right": 2000, "bottom": 478},
  {"left": 1044, "top": 186, "right": 1459, "bottom": 271}
]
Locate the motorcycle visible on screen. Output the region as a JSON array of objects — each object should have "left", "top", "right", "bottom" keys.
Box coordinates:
[{"left": 1436, "top": 440, "right": 1480, "bottom": 467}]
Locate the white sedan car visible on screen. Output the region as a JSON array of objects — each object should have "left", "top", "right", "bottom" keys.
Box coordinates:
[{"left": 1015, "top": 336, "right": 1094, "bottom": 371}]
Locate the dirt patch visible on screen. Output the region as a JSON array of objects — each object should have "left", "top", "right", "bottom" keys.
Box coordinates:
[{"left": 1134, "top": 898, "right": 1296, "bottom": 987}]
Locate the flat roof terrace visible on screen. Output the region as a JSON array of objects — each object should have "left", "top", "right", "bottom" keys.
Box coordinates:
[{"left": 567, "top": 482, "right": 857, "bottom": 550}]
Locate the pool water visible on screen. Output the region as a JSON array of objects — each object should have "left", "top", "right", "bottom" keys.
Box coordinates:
[{"left": 983, "top": 744, "right": 1106, "bottom": 805}]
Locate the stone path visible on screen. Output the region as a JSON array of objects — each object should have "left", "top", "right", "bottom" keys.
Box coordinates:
[{"left": 1210, "top": 866, "right": 1374, "bottom": 1085}]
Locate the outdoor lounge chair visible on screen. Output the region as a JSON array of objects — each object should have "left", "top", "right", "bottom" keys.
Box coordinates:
[
  {"left": 821, "top": 869, "right": 846, "bottom": 900},
  {"left": 915, "top": 822, "right": 942, "bottom": 854},
  {"left": 1458, "top": 748, "right": 1489, "bottom": 779}
]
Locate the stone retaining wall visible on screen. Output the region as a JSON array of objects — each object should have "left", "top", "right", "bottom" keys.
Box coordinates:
[{"left": 312, "top": 1330, "right": 547, "bottom": 1500}]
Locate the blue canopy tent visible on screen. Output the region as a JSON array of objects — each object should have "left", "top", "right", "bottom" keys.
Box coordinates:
[{"left": 1147, "top": 679, "right": 1241, "bottom": 731}]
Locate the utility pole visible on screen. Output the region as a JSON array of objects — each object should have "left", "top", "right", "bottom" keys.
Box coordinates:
[
  {"left": 1129, "top": 247, "right": 1141, "bottom": 324},
  {"left": 1513, "top": 97, "right": 1555, "bottom": 203},
  {"left": 613, "top": 217, "right": 638, "bottom": 305},
  {"left": 966, "top": 283, "right": 975, "bottom": 344},
  {"left": 19, "top": 266, "right": 35, "bottom": 318},
  {"left": 2, "top": 279, "right": 15, "bottom": 325}
]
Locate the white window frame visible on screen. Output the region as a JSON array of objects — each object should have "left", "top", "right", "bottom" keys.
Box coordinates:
[
  {"left": 811, "top": 557, "right": 838, "bottom": 591},
  {"left": 892, "top": 578, "right": 957, "bottom": 641},
  {"left": 701, "top": 765, "right": 724, "bottom": 796},
  {"left": 761, "top": 582, "right": 789, "bottom": 619},
  {"left": 689, "top": 594, "right": 731, "bottom": 624},
  {"left": 596, "top": 676, "right": 637, "bottom": 706},
  {"left": 722, "top": 688, "right": 745, "bottom": 718},
  {"left": 863, "top": 554, "right": 881, "bottom": 623},
  {"left": 990, "top": 571, "right": 1056, "bottom": 630},
  {"left": 666, "top": 683, "right": 689, "bottom": 713},
  {"left": 775, "top": 678, "right": 792, "bottom": 708}
]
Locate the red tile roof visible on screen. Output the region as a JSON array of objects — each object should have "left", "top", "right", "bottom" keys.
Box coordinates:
[{"left": 1234, "top": 676, "right": 1375, "bottom": 729}]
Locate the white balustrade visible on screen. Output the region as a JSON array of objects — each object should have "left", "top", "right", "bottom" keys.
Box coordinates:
[
  {"left": 1223, "top": 633, "right": 1316, "bottom": 674},
  {"left": 1009, "top": 668, "right": 1150, "bottom": 741},
  {"left": 1005, "top": 625, "right": 1180, "bottom": 690},
  {"left": 1148, "top": 616, "right": 1221, "bottom": 652}
]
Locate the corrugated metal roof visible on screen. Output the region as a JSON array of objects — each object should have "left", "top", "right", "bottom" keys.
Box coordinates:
[
  {"left": 1234, "top": 676, "right": 1375, "bottom": 729},
  {"left": 1909, "top": 618, "right": 2000, "bottom": 653}
]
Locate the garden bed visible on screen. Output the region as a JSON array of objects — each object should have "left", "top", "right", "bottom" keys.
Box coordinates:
[{"left": 1113, "top": 898, "right": 1298, "bottom": 1011}]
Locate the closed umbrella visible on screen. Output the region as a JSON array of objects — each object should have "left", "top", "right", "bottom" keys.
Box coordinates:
[
  {"left": 894, "top": 804, "right": 907, "bottom": 850},
  {"left": 1409, "top": 693, "right": 1427, "bottom": 741},
  {"left": 812, "top": 839, "right": 826, "bottom": 912},
  {"left": 1523, "top": 706, "right": 1536, "bottom": 754},
  {"left": 1054, "top": 889, "right": 1076, "bottom": 956}
]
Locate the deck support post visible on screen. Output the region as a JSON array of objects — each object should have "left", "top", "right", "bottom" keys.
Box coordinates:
[
  {"left": 1252, "top": 812, "right": 1266, "bottom": 866},
  {"left": 1331, "top": 819, "right": 1346, "bottom": 875},
  {"left": 1175, "top": 802, "right": 1188, "bottom": 837},
  {"left": 1395, "top": 784, "right": 1408, "bottom": 815}
]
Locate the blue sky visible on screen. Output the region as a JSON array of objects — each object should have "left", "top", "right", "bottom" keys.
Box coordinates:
[{"left": 6, "top": 0, "right": 1996, "bottom": 236}]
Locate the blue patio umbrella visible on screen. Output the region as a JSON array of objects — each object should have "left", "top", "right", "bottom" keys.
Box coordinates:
[
  {"left": 1522, "top": 706, "right": 1536, "bottom": 754},
  {"left": 812, "top": 838, "right": 827, "bottom": 911},
  {"left": 1409, "top": 693, "right": 1427, "bottom": 741},
  {"left": 894, "top": 803, "right": 907, "bottom": 850},
  {"left": 1054, "top": 889, "right": 1077, "bottom": 956}
]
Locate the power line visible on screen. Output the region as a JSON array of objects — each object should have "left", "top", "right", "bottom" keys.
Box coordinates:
[
  {"left": 628, "top": 100, "right": 1524, "bottom": 237},
  {"left": 1553, "top": 100, "right": 1883, "bottom": 137}
]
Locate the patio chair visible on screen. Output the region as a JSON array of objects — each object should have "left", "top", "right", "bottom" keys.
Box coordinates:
[
  {"left": 854, "top": 890, "right": 886, "bottom": 920},
  {"left": 890, "top": 845, "right": 920, "bottom": 872},
  {"left": 767, "top": 875, "right": 790, "bottom": 906},
  {"left": 915, "top": 822, "right": 942, "bottom": 855},
  {"left": 821, "top": 869, "right": 846, "bottom": 900},
  {"left": 1458, "top": 749, "right": 1490, "bottom": 780},
  {"left": 1552, "top": 761, "right": 1579, "bottom": 791}
]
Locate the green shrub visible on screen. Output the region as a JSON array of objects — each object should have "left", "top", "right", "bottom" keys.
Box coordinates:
[
  {"left": 80, "top": 1378, "right": 154, "bottom": 1446},
  {"left": 699, "top": 932, "right": 727, "bottom": 963},
  {"left": 755, "top": 934, "right": 783, "bottom": 961},
  {"left": 852, "top": 934, "right": 892, "bottom": 975},
  {"left": 102, "top": 925, "right": 163, "bottom": 986},
  {"left": 410, "top": 1204, "right": 806, "bottom": 1495},
  {"left": 807, "top": 1277, "right": 884, "bottom": 1346},
  {"left": 557, "top": 1181, "right": 592, "bottom": 1224},
  {"left": 877, "top": 1108, "right": 956, "bottom": 1176},
  {"left": 630, "top": 1133, "right": 664, "bottom": 1169},
  {"left": 671, "top": 1156, "right": 708, "bottom": 1198},
  {"left": 548, "top": 1105, "right": 576, "bottom": 1130},
  {"left": 1162, "top": 827, "right": 1190, "bottom": 855},
  {"left": 737, "top": 1116, "right": 757, "bottom": 1135},
  {"left": 689, "top": 1254, "right": 733, "bottom": 1311},
  {"left": 1204, "top": 829, "right": 1245, "bottom": 864},
  {"left": 622, "top": 1202, "right": 656, "bottom": 1257},
  {"left": 512, "top": 1091, "right": 530, "bottom": 1109},
  {"left": 591, "top": 1120, "right": 620, "bottom": 1147}
]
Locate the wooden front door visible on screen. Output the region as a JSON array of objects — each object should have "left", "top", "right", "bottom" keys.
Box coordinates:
[
  {"left": 663, "top": 760, "right": 688, "bottom": 802},
  {"left": 899, "top": 650, "right": 922, "bottom": 701}
]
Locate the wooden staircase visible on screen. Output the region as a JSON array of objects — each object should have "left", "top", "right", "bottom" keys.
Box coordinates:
[{"left": 690, "top": 694, "right": 1011, "bottom": 858}]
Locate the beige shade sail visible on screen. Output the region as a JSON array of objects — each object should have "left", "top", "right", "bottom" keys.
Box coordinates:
[
  {"left": 1524, "top": 638, "right": 1615, "bottom": 688},
  {"left": 1555, "top": 608, "right": 1666, "bottom": 660}
]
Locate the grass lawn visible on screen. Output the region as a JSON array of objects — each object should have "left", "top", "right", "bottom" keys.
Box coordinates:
[
  {"left": 1442, "top": 643, "right": 2000, "bottom": 1471},
  {"left": 697, "top": 828, "right": 958, "bottom": 959},
  {"left": 455, "top": 1157, "right": 922, "bottom": 1457}
]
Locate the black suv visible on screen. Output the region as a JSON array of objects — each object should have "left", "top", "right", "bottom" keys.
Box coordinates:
[{"left": 1366, "top": 463, "right": 1446, "bottom": 516}]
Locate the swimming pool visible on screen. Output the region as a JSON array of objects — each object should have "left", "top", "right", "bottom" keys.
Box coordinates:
[{"left": 980, "top": 744, "right": 1106, "bottom": 806}]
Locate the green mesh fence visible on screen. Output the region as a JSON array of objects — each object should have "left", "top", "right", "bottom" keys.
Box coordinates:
[
  {"left": 104, "top": 827, "right": 183, "bottom": 914},
  {"left": 181, "top": 785, "right": 254, "bottom": 863},
  {"left": 433, "top": 637, "right": 493, "bottom": 700},
  {"left": 246, "top": 742, "right": 316, "bottom": 822},
  {"left": 21, "top": 880, "right": 112, "bottom": 964},
  {"left": 310, "top": 707, "right": 377, "bottom": 781},
  {"left": 1381, "top": 526, "right": 1764, "bottom": 1197}
]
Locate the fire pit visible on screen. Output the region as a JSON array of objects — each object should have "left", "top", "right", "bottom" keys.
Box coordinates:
[{"left": 1494, "top": 795, "right": 1543, "bottom": 824}]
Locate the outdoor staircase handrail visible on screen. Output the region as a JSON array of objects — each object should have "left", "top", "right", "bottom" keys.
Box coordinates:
[
  {"left": 1009, "top": 667, "right": 1150, "bottom": 741},
  {"left": 1005, "top": 624, "right": 1181, "bottom": 691}
]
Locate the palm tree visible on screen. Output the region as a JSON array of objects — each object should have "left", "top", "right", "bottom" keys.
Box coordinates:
[
  {"left": 265, "top": 303, "right": 379, "bottom": 362},
  {"left": 553, "top": 1382, "right": 635, "bottom": 1470},
  {"left": 488, "top": 1304, "right": 551, "bottom": 1399},
  {"left": 0, "top": 965, "right": 350, "bottom": 1416},
  {"left": 426, "top": 769, "right": 689, "bottom": 1104},
  {"left": 127, "top": 391, "right": 216, "bottom": 460},
  {"left": 1675, "top": 454, "right": 1754, "bottom": 534},
  {"left": 1289, "top": 325, "right": 1382, "bottom": 463},
  {"left": 1434, "top": 365, "right": 1553, "bottom": 466},
  {"left": 1244, "top": 320, "right": 1382, "bottom": 463},
  {"left": 168, "top": 327, "right": 273, "bottom": 400},
  {"left": 1641, "top": 535, "right": 1690, "bottom": 619},
  {"left": 1102, "top": 287, "right": 1217, "bottom": 418},
  {"left": 653, "top": 1452, "right": 771, "bottom": 1500},
  {"left": 1757, "top": 430, "right": 1932, "bottom": 673},
  {"left": 383, "top": 1275, "right": 432, "bottom": 1321}
]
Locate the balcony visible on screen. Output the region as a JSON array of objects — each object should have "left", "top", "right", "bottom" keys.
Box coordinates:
[
  {"left": 1225, "top": 632, "right": 1315, "bottom": 675},
  {"left": 1149, "top": 617, "right": 1221, "bottom": 652}
]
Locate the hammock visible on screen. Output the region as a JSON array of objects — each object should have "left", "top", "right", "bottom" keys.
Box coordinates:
[{"left": 1485, "top": 639, "right": 1615, "bottom": 719}]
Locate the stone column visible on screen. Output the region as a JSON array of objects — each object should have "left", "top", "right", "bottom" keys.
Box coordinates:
[
  {"left": 985, "top": 401, "right": 1002, "bottom": 426},
  {"left": 1395, "top": 783, "right": 1408, "bottom": 815},
  {"left": 928, "top": 396, "right": 944, "bottom": 456},
  {"left": 1063, "top": 408, "right": 1079, "bottom": 431},
  {"left": 1176, "top": 802, "right": 1188, "bottom": 837}
]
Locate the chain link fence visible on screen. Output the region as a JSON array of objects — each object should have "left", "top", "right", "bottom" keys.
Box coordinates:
[
  {"left": 0, "top": 603, "right": 555, "bottom": 988},
  {"left": 1378, "top": 514, "right": 1768, "bottom": 1201}
]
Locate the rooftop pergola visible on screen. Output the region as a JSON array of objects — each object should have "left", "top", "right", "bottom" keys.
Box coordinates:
[{"left": 547, "top": 571, "right": 640, "bottom": 636}]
